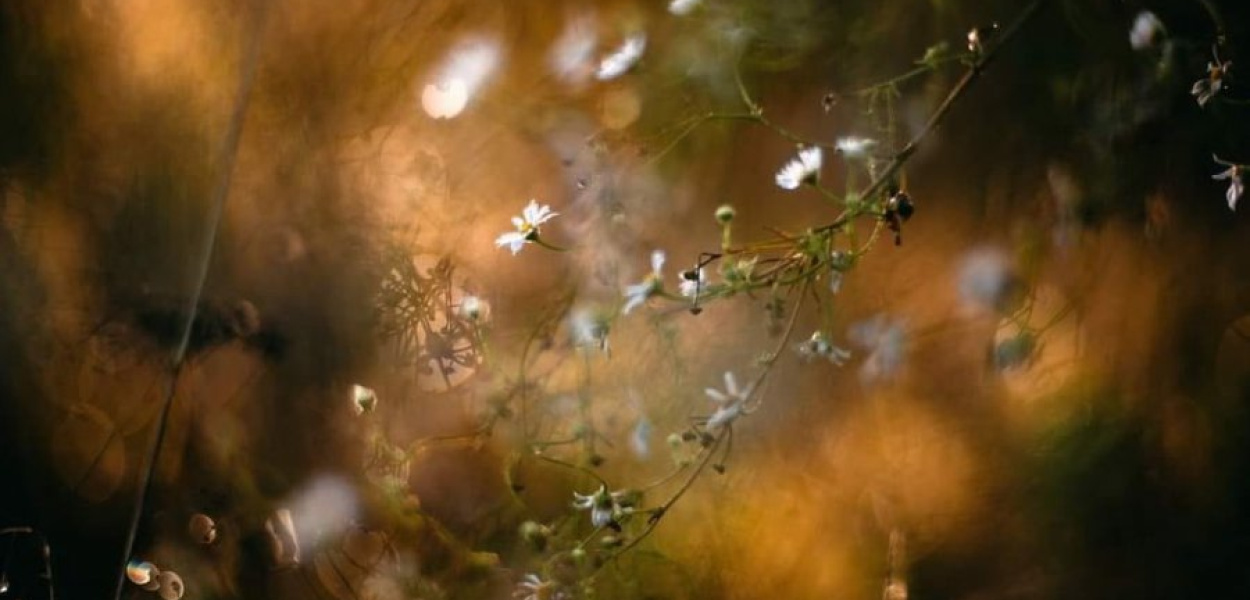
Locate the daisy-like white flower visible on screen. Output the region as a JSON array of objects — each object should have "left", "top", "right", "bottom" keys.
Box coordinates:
[
  {"left": 623, "top": 250, "right": 666, "bottom": 314},
  {"left": 1213, "top": 156, "right": 1245, "bottom": 211},
  {"left": 572, "top": 485, "right": 619, "bottom": 528},
  {"left": 775, "top": 146, "right": 823, "bottom": 190},
  {"left": 1192, "top": 58, "right": 1231, "bottom": 108},
  {"left": 514, "top": 573, "right": 562, "bottom": 600},
  {"left": 495, "top": 200, "right": 559, "bottom": 255},
  {"left": 596, "top": 33, "right": 647, "bottom": 81},
  {"left": 796, "top": 331, "right": 852, "bottom": 365},
  {"left": 835, "top": 136, "right": 878, "bottom": 159},
  {"left": 351, "top": 384, "right": 378, "bottom": 416},
  {"left": 668, "top": 0, "right": 701, "bottom": 16},
  {"left": 678, "top": 267, "right": 707, "bottom": 298},
  {"left": 1129, "top": 11, "right": 1164, "bottom": 51},
  {"left": 704, "top": 371, "right": 753, "bottom": 430}
]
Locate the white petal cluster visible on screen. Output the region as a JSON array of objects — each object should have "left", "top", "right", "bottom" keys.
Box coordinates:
[
  {"left": 775, "top": 146, "right": 823, "bottom": 190},
  {"left": 495, "top": 200, "right": 559, "bottom": 255}
]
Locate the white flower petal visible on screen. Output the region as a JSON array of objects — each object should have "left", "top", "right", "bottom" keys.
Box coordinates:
[{"left": 596, "top": 34, "right": 647, "bottom": 80}]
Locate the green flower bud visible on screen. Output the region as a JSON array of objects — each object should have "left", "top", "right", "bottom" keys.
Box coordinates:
[{"left": 715, "top": 204, "right": 736, "bottom": 224}]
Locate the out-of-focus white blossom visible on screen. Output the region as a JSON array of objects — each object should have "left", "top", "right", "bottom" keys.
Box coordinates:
[
  {"left": 849, "top": 315, "right": 907, "bottom": 383},
  {"left": 668, "top": 0, "right": 702, "bottom": 16},
  {"left": 623, "top": 250, "right": 666, "bottom": 314},
  {"left": 775, "top": 146, "right": 823, "bottom": 190},
  {"left": 351, "top": 384, "right": 378, "bottom": 416},
  {"left": 1129, "top": 11, "right": 1164, "bottom": 50},
  {"left": 679, "top": 267, "right": 707, "bottom": 298},
  {"left": 596, "top": 34, "right": 647, "bottom": 80},
  {"left": 705, "top": 371, "right": 752, "bottom": 430},
  {"left": 1192, "top": 58, "right": 1231, "bottom": 108},
  {"left": 957, "top": 247, "right": 1018, "bottom": 313},
  {"left": 835, "top": 136, "right": 878, "bottom": 159}
]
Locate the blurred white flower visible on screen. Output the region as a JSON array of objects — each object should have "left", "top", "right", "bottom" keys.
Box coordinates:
[
  {"left": 775, "top": 146, "right": 823, "bottom": 190},
  {"left": 515, "top": 573, "right": 562, "bottom": 600},
  {"left": 705, "top": 371, "right": 752, "bottom": 430},
  {"left": 421, "top": 79, "right": 469, "bottom": 119},
  {"left": 849, "top": 315, "right": 906, "bottom": 383},
  {"left": 550, "top": 14, "right": 597, "bottom": 85},
  {"left": 631, "top": 417, "right": 652, "bottom": 459},
  {"left": 596, "top": 33, "right": 647, "bottom": 80},
  {"left": 458, "top": 295, "right": 489, "bottom": 322},
  {"left": 678, "top": 267, "right": 707, "bottom": 298},
  {"left": 571, "top": 308, "right": 611, "bottom": 355},
  {"left": 623, "top": 250, "right": 666, "bottom": 314},
  {"left": 668, "top": 0, "right": 702, "bottom": 16},
  {"left": 796, "top": 331, "right": 851, "bottom": 365},
  {"left": 1213, "top": 156, "right": 1244, "bottom": 211},
  {"left": 126, "top": 560, "right": 159, "bottom": 587},
  {"left": 351, "top": 384, "right": 378, "bottom": 416},
  {"left": 1129, "top": 11, "right": 1164, "bottom": 50},
  {"left": 496, "top": 200, "right": 559, "bottom": 255},
  {"left": 957, "top": 247, "right": 1018, "bottom": 313},
  {"left": 835, "top": 137, "right": 878, "bottom": 159}
]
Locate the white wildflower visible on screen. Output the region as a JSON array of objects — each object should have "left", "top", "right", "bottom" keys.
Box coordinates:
[
  {"left": 572, "top": 485, "right": 623, "bottom": 529},
  {"left": 495, "top": 200, "right": 559, "bottom": 255},
  {"left": 631, "top": 417, "right": 652, "bottom": 459},
  {"left": 668, "top": 0, "right": 702, "bottom": 16},
  {"left": 1129, "top": 11, "right": 1164, "bottom": 50},
  {"left": 796, "top": 331, "right": 852, "bottom": 365},
  {"left": 1192, "top": 58, "right": 1231, "bottom": 108},
  {"left": 623, "top": 250, "right": 666, "bottom": 314},
  {"left": 775, "top": 146, "right": 823, "bottom": 190},
  {"left": 835, "top": 136, "right": 878, "bottom": 158},
  {"left": 678, "top": 267, "right": 707, "bottom": 298},
  {"left": 596, "top": 33, "right": 647, "bottom": 80},
  {"left": 514, "top": 573, "right": 562, "bottom": 600},
  {"left": 1213, "top": 156, "right": 1245, "bottom": 211},
  {"left": 704, "top": 371, "right": 752, "bottom": 430},
  {"left": 351, "top": 384, "right": 378, "bottom": 416}
]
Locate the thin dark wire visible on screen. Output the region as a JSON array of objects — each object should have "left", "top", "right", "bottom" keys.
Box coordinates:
[{"left": 110, "top": 3, "right": 268, "bottom": 599}]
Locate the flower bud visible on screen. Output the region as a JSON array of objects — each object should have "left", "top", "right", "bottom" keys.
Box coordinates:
[{"left": 715, "top": 204, "right": 736, "bottom": 224}]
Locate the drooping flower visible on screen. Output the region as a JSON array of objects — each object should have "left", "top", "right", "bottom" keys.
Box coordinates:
[
  {"left": 623, "top": 250, "right": 666, "bottom": 314},
  {"left": 1213, "top": 156, "right": 1245, "bottom": 211},
  {"left": 1129, "top": 11, "right": 1164, "bottom": 51},
  {"left": 704, "top": 371, "right": 753, "bottom": 430},
  {"left": 1192, "top": 58, "right": 1231, "bottom": 108},
  {"left": 775, "top": 146, "right": 823, "bottom": 190},
  {"left": 458, "top": 295, "right": 489, "bottom": 322},
  {"left": 572, "top": 485, "right": 618, "bottom": 529},
  {"left": 495, "top": 200, "right": 559, "bottom": 255},
  {"left": 596, "top": 33, "right": 647, "bottom": 80},
  {"left": 835, "top": 136, "right": 878, "bottom": 159},
  {"left": 796, "top": 331, "right": 852, "bottom": 365}
]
